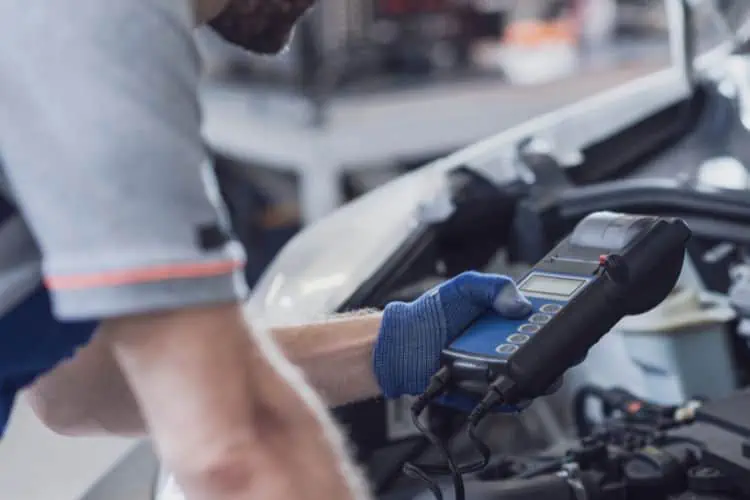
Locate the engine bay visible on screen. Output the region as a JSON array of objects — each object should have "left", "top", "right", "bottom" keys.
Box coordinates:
[{"left": 111, "top": 2, "right": 750, "bottom": 499}]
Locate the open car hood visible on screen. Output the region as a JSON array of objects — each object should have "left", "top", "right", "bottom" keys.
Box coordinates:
[
  {"left": 246, "top": 74, "right": 695, "bottom": 324},
  {"left": 245, "top": 166, "right": 456, "bottom": 325},
  {"left": 246, "top": 0, "right": 745, "bottom": 326}
]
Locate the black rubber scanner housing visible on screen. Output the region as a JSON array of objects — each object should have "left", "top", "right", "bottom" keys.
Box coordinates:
[
  {"left": 444, "top": 212, "right": 691, "bottom": 403},
  {"left": 511, "top": 213, "right": 691, "bottom": 399}
]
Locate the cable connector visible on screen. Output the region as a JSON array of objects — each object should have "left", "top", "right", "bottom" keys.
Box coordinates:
[
  {"left": 468, "top": 376, "right": 517, "bottom": 425},
  {"left": 412, "top": 366, "right": 452, "bottom": 415}
]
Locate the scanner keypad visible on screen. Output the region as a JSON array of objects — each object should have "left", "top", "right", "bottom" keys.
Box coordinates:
[
  {"left": 496, "top": 344, "right": 519, "bottom": 354},
  {"left": 494, "top": 300, "right": 563, "bottom": 356},
  {"left": 518, "top": 323, "right": 541, "bottom": 334},
  {"left": 515, "top": 303, "right": 561, "bottom": 340},
  {"left": 508, "top": 334, "right": 530, "bottom": 344},
  {"left": 529, "top": 313, "right": 552, "bottom": 324},
  {"left": 540, "top": 303, "right": 562, "bottom": 314}
]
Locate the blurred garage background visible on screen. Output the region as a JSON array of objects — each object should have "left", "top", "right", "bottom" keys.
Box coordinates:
[{"left": 0, "top": 0, "right": 737, "bottom": 498}]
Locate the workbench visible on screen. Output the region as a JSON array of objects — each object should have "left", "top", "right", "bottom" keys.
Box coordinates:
[{"left": 201, "top": 50, "right": 668, "bottom": 223}]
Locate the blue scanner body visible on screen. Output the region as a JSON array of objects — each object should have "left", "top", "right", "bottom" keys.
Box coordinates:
[
  {"left": 437, "top": 212, "right": 691, "bottom": 413},
  {"left": 437, "top": 273, "right": 584, "bottom": 413}
]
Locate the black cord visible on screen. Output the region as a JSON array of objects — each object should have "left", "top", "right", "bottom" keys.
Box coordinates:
[
  {"left": 414, "top": 378, "right": 502, "bottom": 477},
  {"left": 466, "top": 419, "right": 492, "bottom": 471},
  {"left": 468, "top": 376, "right": 515, "bottom": 425},
  {"left": 402, "top": 372, "right": 517, "bottom": 500},
  {"left": 459, "top": 377, "right": 516, "bottom": 476},
  {"left": 401, "top": 367, "right": 467, "bottom": 500},
  {"left": 403, "top": 404, "right": 464, "bottom": 500},
  {"left": 403, "top": 462, "right": 444, "bottom": 500},
  {"left": 415, "top": 418, "right": 491, "bottom": 476},
  {"left": 403, "top": 395, "right": 466, "bottom": 500}
]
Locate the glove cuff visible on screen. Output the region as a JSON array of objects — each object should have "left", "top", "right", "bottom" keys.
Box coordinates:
[{"left": 373, "top": 296, "right": 447, "bottom": 398}]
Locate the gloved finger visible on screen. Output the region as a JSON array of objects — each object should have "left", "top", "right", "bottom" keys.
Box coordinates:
[
  {"left": 453, "top": 271, "right": 532, "bottom": 318},
  {"left": 492, "top": 279, "right": 533, "bottom": 318}
]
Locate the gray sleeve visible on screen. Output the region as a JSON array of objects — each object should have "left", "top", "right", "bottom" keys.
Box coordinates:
[{"left": 0, "top": 0, "right": 249, "bottom": 320}]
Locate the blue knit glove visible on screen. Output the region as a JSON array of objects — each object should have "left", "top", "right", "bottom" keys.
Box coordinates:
[{"left": 373, "top": 271, "right": 532, "bottom": 399}]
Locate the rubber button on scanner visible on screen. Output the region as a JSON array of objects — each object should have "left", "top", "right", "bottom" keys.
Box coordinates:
[
  {"left": 529, "top": 313, "right": 552, "bottom": 324},
  {"left": 540, "top": 304, "right": 562, "bottom": 314},
  {"left": 496, "top": 344, "right": 519, "bottom": 354},
  {"left": 508, "top": 334, "right": 530, "bottom": 344},
  {"left": 518, "top": 324, "right": 541, "bottom": 334}
]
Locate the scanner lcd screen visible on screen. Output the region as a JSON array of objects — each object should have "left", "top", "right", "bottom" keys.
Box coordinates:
[{"left": 520, "top": 274, "right": 586, "bottom": 298}]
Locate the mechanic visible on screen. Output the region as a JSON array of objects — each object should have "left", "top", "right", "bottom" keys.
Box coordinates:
[{"left": 0, "top": 1, "right": 532, "bottom": 499}]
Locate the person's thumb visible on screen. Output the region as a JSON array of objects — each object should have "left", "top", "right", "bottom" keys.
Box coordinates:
[
  {"left": 492, "top": 280, "right": 532, "bottom": 318},
  {"left": 452, "top": 272, "right": 532, "bottom": 318}
]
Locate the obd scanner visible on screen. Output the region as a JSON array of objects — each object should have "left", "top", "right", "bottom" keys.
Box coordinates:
[
  {"left": 403, "top": 212, "right": 691, "bottom": 500},
  {"left": 441, "top": 212, "right": 691, "bottom": 413}
]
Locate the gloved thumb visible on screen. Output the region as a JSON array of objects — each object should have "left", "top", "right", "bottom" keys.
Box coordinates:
[
  {"left": 493, "top": 280, "right": 533, "bottom": 318},
  {"left": 452, "top": 272, "right": 532, "bottom": 318}
]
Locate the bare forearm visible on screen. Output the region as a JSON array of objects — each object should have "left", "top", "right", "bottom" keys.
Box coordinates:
[
  {"left": 27, "top": 331, "right": 146, "bottom": 437},
  {"left": 104, "top": 305, "right": 259, "bottom": 471},
  {"left": 272, "top": 312, "right": 382, "bottom": 407},
  {"left": 27, "top": 310, "right": 383, "bottom": 436},
  {"left": 106, "top": 304, "right": 367, "bottom": 499}
]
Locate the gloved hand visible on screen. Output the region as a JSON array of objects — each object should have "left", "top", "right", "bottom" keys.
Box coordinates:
[{"left": 373, "top": 271, "right": 532, "bottom": 399}]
